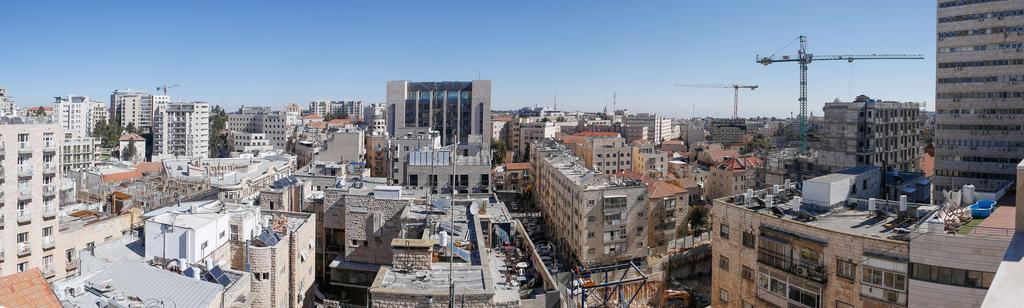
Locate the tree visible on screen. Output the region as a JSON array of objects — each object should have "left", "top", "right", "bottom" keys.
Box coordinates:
[
  {"left": 92, "top": 121, "right": 125, "bottom": 148},
  {"left": 208, "top": 105, "right": 230, "bottom": 158},
  {"left": 685, "top": 205, "right": 711, "bottom": 234},
  {"left": 121, "top": 139, "right": 137, "bottom": 161},
  {"left": 740, "top": 135, "right": 772, "bottom": 154},
  {"left": 491, "top": 139, "right": 507, "bottom": 166}
]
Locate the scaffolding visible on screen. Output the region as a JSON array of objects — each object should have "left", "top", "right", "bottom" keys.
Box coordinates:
[
  {"left": 77, "top": 175, "right": 215, "bottom": 213},
  {"left": 570, "top": 262, "right": 651, "bottom": 308}
]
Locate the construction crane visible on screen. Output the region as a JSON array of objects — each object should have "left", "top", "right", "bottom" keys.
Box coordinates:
[
  {"left": 757, "top": 35, "right": 923, "bottom": 154},
  {"left": 156, "top": 83, "right": 183, "bottom": 96},
  {"left": 675, "top": 84, "right": 758, "bottom": 119}
]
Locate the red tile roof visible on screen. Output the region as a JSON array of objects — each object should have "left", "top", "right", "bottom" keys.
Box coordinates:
[
  {"left": 303, "top": 114, "right": 323, "bottom": 119},
  {"left": 717, "top": 155, "right": 763, "bottom": 171},
  {"left": 327, "top": 118, "right": 352, "bottom": 126},
  {"left": 134, "top": 162, "right": 163, "bottom": 173},
  {"left": 705, "top": 149, "right": 739, "bottom": 164},
  {"left": 920, "top": 152, "right": 935, "bottom": 177},
  {"left": 0, "top": 269, "right": 61, "bottom": 308},
  {"left": 119, "top": 133, "right": 145, "bottom": 142},
  {"left": 307, "top": 122, "right": 327, "bottom": 129},
  {"left": 101, "top": 169, "right": 144, "bottom": 183},
  {"left": 504, "top": 162, "right": 530, "bottom": 171},
  {"left": 649, "top": 180, "right": 686, "bottom": 199}
]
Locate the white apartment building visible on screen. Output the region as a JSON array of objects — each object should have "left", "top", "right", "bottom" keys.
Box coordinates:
[
  {"left": 286, "top": 103, "right": 302, "bottom": 126},
  {"left": 110, "top": 90, "right": 168, "bottom": 133},
  {"left": 0, "top": 117, "right": 64, "bottom": 280},
  {"left": 61, "top": 132, "right": 98, "bottom": 172},
  {"left": 226, "top": 106, "right": 293, "bottom": 150},
  {"left": 152, "top": 101, "right": 210, "bottom": 159},
  {"left": 624, "top": 112, "right": 675, "bottom": 144},
  {"left": 0, "top": 87, "right": 15, "bottom": 116},
  {"left": 54, "top": 96, "right": 107, "bottom": 137},
  {"left": 309, "top": 100, "right": 362, "bottom": 120},
  {"left": 362, "top": 103, "right": 387, "bottom": 133}
]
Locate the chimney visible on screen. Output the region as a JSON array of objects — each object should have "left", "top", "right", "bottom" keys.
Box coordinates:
[
  {"left": 899, "top": 195, "right": 908, "bottom": 212},
  {"left": 792, "top": 196, "right": 802, "bottom": 212},
  {"left": 868, "top": 198, "right": 876, "bottom": 211}
]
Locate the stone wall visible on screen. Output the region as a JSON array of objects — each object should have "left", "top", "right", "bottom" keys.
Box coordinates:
[
  {"left": 391, "top": 244, "right": 432, "bottom": 272},
  {"left": 370, "top": 291, "right": 518, "bottom": 308},
  {"left": 344, "top": 195, "right": 410, "bottom": 265}
]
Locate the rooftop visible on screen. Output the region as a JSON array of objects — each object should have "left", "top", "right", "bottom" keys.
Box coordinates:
[
  {"left": 721, "top": 187, "right": 938, "bottom": 240},
  {"left": 0, "top": 269, "right": 61, "bottom": 308}
]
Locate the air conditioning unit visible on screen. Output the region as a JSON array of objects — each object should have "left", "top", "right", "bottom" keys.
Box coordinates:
[{"left": 796, "top": 266, "right": 809, "bottom": 277}]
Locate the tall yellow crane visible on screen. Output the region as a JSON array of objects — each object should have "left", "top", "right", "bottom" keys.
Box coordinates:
[
  {"left": 757, "top": 35, "right": 923, "bottom": 153},
  {"left": 675, "top": 84, "right": 758, "bottom": 119}
]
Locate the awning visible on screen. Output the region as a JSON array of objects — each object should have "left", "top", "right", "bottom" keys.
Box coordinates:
[{"left": 328, "top": 255, "right": 381, "bottom": 272}]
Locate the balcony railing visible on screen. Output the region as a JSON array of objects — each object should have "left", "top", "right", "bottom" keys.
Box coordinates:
[
  {"left": 66, "top": 259, "right": 79, "bottom": 271},
  {"left": 43, "top": 185, "right": 57, "bottom": 197},
  {"left": 17, "top": 211, "right": 31, "bottom": 223},
  {"left": 42, "top": 141, "right": 57, "bottom": 152},
  {"left": 42, "top": 236, "right": 55, "bottom": 250},
  {"left": 42, "top": 206, "right": 56, "bottom": 218},
  {"left": 18, "top": 142, "right": 31, "bottom": 153},
  {"left": 43, "top": 162, "right": 57, "bottom": 174},
  {"left": 17, "top": 242, "right": 30, "bottom": 256},
  {"left": 17, "top": 166, "right": 32, "bottom": 177},
  {"left": 18, "top": 188, "right": 32, "bottom": 200},
  {"left": 42, "top": 264, "right": 55, "bottom": 278},
  {"left": 757, "top": 249, "right": 827, "bottom": 283}
]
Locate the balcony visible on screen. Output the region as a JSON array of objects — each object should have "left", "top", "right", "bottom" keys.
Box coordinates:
[
  {"left": 42, "top": 205, "right": 56, "bottom": 218},
  {"left": 66, "top": 259, "right": 79, "bottom": 271},
  {"left": 42, "top": 264, "right": 55, "bottom": 278},
  {"left": 43, "top": 162, "right": 57, "bottom": 175},
  {"left": 17, "top": 211, "right": 31, "bottom": 223},
  {"left": 42, "top": 236, "right": 55, "bottom": 250},
  {"left": 18, "top": 187, "right": 32, "bottom": 200},
  {"left": 17, "top": 242, "right": 30, "bottom": 256},
  {"left": 0, "top": 214, "right": 4, "bottom": 228},
  {"left": 42, "top": 141, "right": 57, "bottom": 153},
  {"left": 17, "top": 166, "right": 32, "bottom": 178},
  {"left": 17, "top": 141, "right": 31, "bottom": 154},
  {"left": 757, "top": 249, "right": 827, "bottom": 283},
  {"left": 43, "top": 184, "right": 57, "bottom": 197}
]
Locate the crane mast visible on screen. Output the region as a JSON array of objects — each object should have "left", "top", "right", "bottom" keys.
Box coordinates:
[{"left": 757, "top": 35, "right": 923, "bottom": 154}]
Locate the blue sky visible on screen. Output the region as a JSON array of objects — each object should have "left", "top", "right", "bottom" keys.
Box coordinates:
[{"left": 0, "top": 1, "right": 936, "bottom": 118}]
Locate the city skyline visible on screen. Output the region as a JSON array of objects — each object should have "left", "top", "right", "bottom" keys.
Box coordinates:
[{"left": 1, "top": 1, "right": 935, "bottom": 118}]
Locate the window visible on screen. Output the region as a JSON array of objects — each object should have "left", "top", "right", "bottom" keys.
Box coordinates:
[
  {"left": 17, "top": 232, "right": 28, "bottom": 243},
  {"left": 230, "top": 225, "right": 239, "bottom": 241},
  {"left": 587, "top": 232, "right": 594, "bottom": 239},
  {"left": 409, "top": 174, "right": 418, "bottom": 186},
  {"left": 742, "top": 266, "right": 754, "bottom": 281},
  {"left": 837, "top": 258, "right": 856, "bottom": 280},
  {"left": 911, "top": 262, "right": 995, "bottom": 289},
  {"left": 742, "top": 231, "right": 754, "bottom": 248},
  {"left": 201, "top": 241, "right": 208, "bottom": 251},
  {"left": 719, "top": 255, "right": 730, "bottom": 271},
  {"left": 17, "top": 262, "right": 28, "bottom": 273},
  {"left": 799, "top": 248, "right": 820, "bottom": 265},
  {"left": 719, "top": 288, "right": 729, "bottom": 302},
  {"left": 43, "top": 227, "right": 53, "bottom": 237},
  {"left": 719, "top": 223, "right": 730, "bottom": 239},
  {"left": 66, "top": 248, "right": 76, "bottom": 261}
]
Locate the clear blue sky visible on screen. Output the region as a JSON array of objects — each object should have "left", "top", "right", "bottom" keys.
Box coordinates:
[{"left": 0, "top": 1, "right": 935, "bottom": 118}]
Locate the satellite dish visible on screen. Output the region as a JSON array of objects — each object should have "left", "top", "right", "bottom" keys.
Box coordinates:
[{"left": 469, "top": 202, "right": 480, "bottom": 216}]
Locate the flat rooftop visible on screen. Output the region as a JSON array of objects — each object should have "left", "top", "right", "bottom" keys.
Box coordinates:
[
  {"left": 722, "top": 188, "right": 938, "bottom": 240},
  {"left": 379, "top": 265, "right": 486, "bottom": 291},
  {"left": 539, "top": 145, "right": 646, "bottom": 190}
]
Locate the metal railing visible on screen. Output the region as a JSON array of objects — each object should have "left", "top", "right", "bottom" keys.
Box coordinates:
[
  {"left": 18, "top": 187, "right": 31, "bottom": 199},
  {"left": 756, "top": 249, "right": 827, "bottom": 283},
  {"left": 17, "top": 242, "right": 30, "bottom": 256},
  {"left": 916, "top": 221, "right": 1015, "bottom": 240},
  {"left": 17, "top": 166, "right": 32, "bottom": 177},
  {"left": 43, "top": 184, "right": 57, "bottom": 196},
  {"left": 43, "top": 162, "right": 57, "bottom": 174},
  {"left": 42, "top": 206, "right": 56, "bottom": 218},
  {"left": 42, "top": 264, "right": 55, "bottom": 277},
  {"left": 18, "top": 141, "right": 31, "bottom": 153},
  {"left": 42, "top": 236, "right": 55, "bottom": 249},
  {"left": 43, "top": 141, "right": 57, "bottom": 152},
  {"left": 66, "top": 259, "right": 80, "bottom": 271},
  {"left": 17, "top": 211, "right": 31, "bottom": 223}
]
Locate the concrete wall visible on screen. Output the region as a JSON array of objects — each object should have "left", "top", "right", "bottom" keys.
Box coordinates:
[{"left": 908, "top": 233, "right": 1010, "bottom": 307}]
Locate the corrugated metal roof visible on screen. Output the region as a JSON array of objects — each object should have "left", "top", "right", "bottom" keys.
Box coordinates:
[{"left": 85, "top": 262, "right": 221, "bottom": 308}]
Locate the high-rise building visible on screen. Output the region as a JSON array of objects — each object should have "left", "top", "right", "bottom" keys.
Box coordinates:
[
  {"left": 0, "top": 87, "right": 16, "bottom": 116},
  {"left": 0, "top": 117, "right": 64, "bottom": 280},
  {"left": 54, "top": 96, "right": 107, "bottom": 137},
  {"left": 308, "top": 100, "right": 363, "bottom": 120},
  {"left": 386, "top": 80, "right": 492, "bottom": 149},
  {"left": 624, "top": 112, "right": 675, "bottom": 144},
  {"left": 934, "top": 0, "right": 1024, "bottom": 194},
  {"left": 708, "top": 118, "right": 747, "bottom": 146},
  {"left": 152, "top": 101, "right": 210, "bottom": 158},
  {"left": 226, "top": 106, "right": 293, "bottom": 151},
  {"left": 110, "top": 90, "right": 168, "bottom": 133},
  {"left": 819, "top": 95, "right": 921, "bottom": 172}
]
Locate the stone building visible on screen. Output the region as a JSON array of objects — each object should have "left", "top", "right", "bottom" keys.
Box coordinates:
[
  {"left": 530, "top": 140, "right": 649, "bottom": 265},
  {"left": 706, "top": 155, "right": 764, "bottom": 200},
  {"left": 819, "top": 95, "right": 921, "bottom": 172},
  {"left": 572, "top": 132, "right": 633, "bottom": 175},
  {"left": 631, "top": 140, "right": 667, "bottom": 179}
]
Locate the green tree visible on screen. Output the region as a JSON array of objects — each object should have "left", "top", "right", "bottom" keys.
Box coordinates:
[
  {"left": 740, "top": 135, "right": 772, "bottom": 154},
  {"left": 491, "top": 139, "right": 507, "bottom": 166},
  {"left": 686, "top": 205, "right": 711, "bottom": 234},
  {"left": 208, "top": 105, "right": 230, "bottom": 158},
  {"left": 121, "top": 139, "right": 137, "bottom": 161},
  {"left": 92, "top": 121, "right": 125, "bottom": 148}
]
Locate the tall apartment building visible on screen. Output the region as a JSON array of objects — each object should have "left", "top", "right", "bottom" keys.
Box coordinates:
[
  {"left": 152, "top": 101, "right": 210, "bottom": 158},
  {"left": 631, "top": 141, "right": 667, "bottom": 178},
  {"left": 624, "top": 112, "right": 676, "bottom": 144},
  {"left": 110, "top": 90, "right": 168, "bottom": 133},
  {"left": 226, "top": 106, "right": 293, "bottom": 150},
  {"left": 54, "top": 96, "right": 107, "bottom": 137},
  {"left": 286, "top": 103, "right": 303, "bottom": 126},
  {"left": 61, "top": 133, "right": 98, "bottom": 172},
  {"left": 0, "top": 87, "right": 15, "bottom": 116},
  {"left": 309, "top": 100, "right": 363, "bottom": 120},
  {"left": 708, "top": 118, "right": 748, "bottom": 146},
  {"left": 362, "top": 103, "right": 387, "bottom": 133},
  {"left": 0, "top": 117, "right": 64, "bottom": 280},
  {"left": 573, "top": 132, "right": 633, "bottom": 175},
  {"left": 530, "top": 140, "right": 649, "bottom": 265},
  {"left": 818, "top": 95, "right": 922, "bottom": 172},
  {"left": 935, "top": 0, "right": 1024, "bottom": 194},
  {"left": 509, "top": 119, "right": 557, "bottom": 161},
  {"left": 386, "top": 80, "right": 491, "bottom": 150}
]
